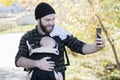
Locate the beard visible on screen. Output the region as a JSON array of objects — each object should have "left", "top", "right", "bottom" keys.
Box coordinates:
[{"left": 39, "top": 20, "right": 54, "bottom": 34}]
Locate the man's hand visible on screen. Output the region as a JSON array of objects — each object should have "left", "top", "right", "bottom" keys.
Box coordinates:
[
  {"left": 54, "top": 71, "right": 63, "bottom": 80},
  {"left": 96, "top": 33, "right": 105, "bottom": 48},
  {"left": 35, "top": 57, "right": 55, "bottom": 71},
  {"left": 82, "top": 33, "right": 105, "bottom": 54}
]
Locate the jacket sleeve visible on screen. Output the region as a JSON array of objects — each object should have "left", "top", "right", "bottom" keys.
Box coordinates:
[
  {"left": 15, "top": 33, "right": 29, "bottom": 67},
  {"left": 65, "top": 35, "right": 86, "bottom": 54}
]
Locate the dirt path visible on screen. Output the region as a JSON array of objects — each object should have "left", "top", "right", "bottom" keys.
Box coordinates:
[
  {"left": 0, "top": 67, "right": 26, "bottom": 80},
  {"left": 0, "top": 33, "right": 27, "bottom": 80}
]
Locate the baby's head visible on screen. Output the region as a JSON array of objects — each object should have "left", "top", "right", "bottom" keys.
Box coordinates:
[{"left": 40, "top": 36, "right": 56, "bottom": 48}]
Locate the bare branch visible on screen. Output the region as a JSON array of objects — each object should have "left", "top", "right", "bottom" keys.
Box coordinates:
[{"left": 88, "top": 0, "right": 120, "bottom": 71}]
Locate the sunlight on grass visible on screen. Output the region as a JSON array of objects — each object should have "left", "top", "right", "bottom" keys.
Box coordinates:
[{"left": 0, "top": 25, "right": 34, "bottom": 35}]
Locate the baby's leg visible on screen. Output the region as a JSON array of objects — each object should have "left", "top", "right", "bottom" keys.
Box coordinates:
[
  {"left": 29, "top": 69, "right": 47, "bottom": 80},
  {"left": 54, "top": 71, "right": 63, "bottom": 80},
  {"left": 26, "top": 71, "right": 33, "bottom": 80}
]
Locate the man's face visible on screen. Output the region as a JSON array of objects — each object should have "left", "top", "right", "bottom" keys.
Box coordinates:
[{"left": 39, "top": 14, "right": 55, "bottom": 34}]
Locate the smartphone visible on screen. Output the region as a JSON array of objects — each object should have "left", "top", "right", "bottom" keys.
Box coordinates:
[
  {"left": 96, "top": 28, "right": 101, "bottom": 38},
  {"left": 96, "top": 28, "right": 101, "bottom": 45}
]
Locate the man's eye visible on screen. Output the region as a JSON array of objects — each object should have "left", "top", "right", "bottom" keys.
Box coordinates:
[{"left": 45, "top": 19, "right": 50, "bottom": 21}]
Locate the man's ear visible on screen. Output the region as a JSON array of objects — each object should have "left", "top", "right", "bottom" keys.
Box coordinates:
[{"left": 36, "top": 19, "right": 39, "bottom": 23}]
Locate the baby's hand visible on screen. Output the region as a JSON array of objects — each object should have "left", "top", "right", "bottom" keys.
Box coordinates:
[{"left": 54, "top": 71, "right": 63, "bottom": 80}]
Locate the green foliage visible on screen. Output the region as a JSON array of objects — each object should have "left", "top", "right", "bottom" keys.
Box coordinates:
[{"left": 0, "top": 20, "right": 16, "bottom": 32}]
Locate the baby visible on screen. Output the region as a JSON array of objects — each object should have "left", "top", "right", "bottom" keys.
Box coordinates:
[{"left": 28, "top": 36, "right": 63, "bottom": 80}]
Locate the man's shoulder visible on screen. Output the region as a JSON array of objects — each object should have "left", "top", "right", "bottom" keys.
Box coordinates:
[
  {"left": 50, "top": 25, "right": 72, "bottom": 40},
  {"left": 21, "top": 29, "right": 36, "bottom": 40}
]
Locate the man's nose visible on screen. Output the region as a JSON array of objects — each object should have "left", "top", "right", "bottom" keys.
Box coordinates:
[{"left": 49, "top": 20, "right": 54, "bottom": 25}]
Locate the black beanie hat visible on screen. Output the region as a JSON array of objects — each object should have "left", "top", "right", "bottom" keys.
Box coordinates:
[{"left": 35, "top": 2, "right": 55, "bottom": 20}]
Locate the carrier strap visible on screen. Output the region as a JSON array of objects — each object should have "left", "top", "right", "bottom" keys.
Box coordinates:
[{"left": 30, "top": 47, "right": 59, "bottom": 56}]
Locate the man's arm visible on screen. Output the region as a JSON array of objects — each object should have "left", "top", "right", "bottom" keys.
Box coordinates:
[
  {"left": 82, "top": 33, "right": 105, "bottom": 54},
  {"left": 17, "top": 57, "right": 55, "bottom": 71},
  {"left": 15, "top": 33, "right": 55, "bottom": 71},
  {"left": 65, "top": 33, "right": 105, "bottom": 54},
  {"left": 15, "top": 33, "right": 30, "bottom": 67},
  {"left": 82, "top": 43, "right": 103, "bottom": 54},
  {"left": 16, "top": 57, "right": 36, "bottom": 68}
]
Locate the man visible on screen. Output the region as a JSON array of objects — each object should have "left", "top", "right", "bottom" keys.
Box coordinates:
[{"left": 15, "top": 2, "right": 105, "bottom": 80}]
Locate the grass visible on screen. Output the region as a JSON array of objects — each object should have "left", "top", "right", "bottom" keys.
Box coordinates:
[{"left": 0, "top": 24, "right": 34, "bottom": 35}]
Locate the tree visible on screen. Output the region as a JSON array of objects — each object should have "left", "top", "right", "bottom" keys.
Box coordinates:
[{"left": 0, "top": 0, "right": 17, "bottom": 6}]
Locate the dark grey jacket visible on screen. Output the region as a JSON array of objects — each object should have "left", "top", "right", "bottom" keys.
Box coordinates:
[{"left": 15, "top": 25, "right": 86, "bottom": 73}]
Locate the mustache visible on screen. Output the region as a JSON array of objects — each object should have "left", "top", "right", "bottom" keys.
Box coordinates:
[
  {"left": 47, "top": 25, "right": 54, "bottom": 27},
  {"left": 38, "top": 20, "right": 54, "bottom": 27}
]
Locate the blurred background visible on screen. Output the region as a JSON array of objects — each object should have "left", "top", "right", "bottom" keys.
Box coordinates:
[{"left": 0, "top": 0, "right": 120, "bottom": 80}]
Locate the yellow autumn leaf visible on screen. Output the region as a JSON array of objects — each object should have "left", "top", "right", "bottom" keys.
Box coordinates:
[{"left": 0, "top": 0, "right": 16, "bottom": 6}]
